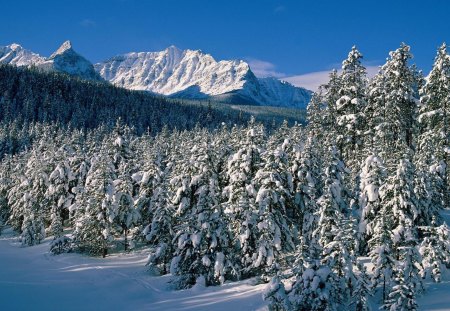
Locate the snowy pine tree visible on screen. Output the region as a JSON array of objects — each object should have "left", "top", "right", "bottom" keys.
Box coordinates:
[
  {"left": 336, "top": 46, "right": 368, "bottom": 175},
  {"left": 358, "top": 153, "right": 387, "bottom": 252},
  {"left": 171, "top": 140, "right": 236, "bottom": 288},
  {"left": 416, "top": 43, "right": 450, "bottom": 218},
  {"left": 419, "top": 221, "right": 450, "bottom": 282},
  {"left": 222, "top": 120, "right": 264, "bottom": 278},
  {"left": 73, "top": 152, "right": 116, "bottom": 256}
]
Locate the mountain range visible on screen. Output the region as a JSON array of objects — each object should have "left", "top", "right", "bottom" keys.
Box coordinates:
[{"left": 0, "top": 41, "right": 311, "bottom": 108}]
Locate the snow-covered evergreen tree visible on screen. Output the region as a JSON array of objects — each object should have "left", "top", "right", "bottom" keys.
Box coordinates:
[
  {"left": 263, "top": 275, "right": 290, "bottom": 311},
  {"left": 291, "top": 136, "right": 321, "bottom": 244},
  {"left": 371, "top": 44, "right": 421, "bottom": 165},
  {"left": 368, "top": 204, "right": 395, "bottom": 303},
  {"left": 17, "top": 147, "right": 51, "bottom": 246},
  {"left": 358, "top": 153, "right": 386, "bottom": 252},
  {"left": 314, "top": 146, "right": 350, "bottom": 249},
  {"left": 73, "top": 152, "right": 116, "bottom": 256},
  {"left": 416, "top": 43, "right": 450, "bottom": 218},
  {"left": 419, "top": 221, "right": 450, "bottom": 282},
  {"left": 171, "top": 139, "right": 236, "bottom": 288},
  {"left": 46, "top": 147, "right": 75, "bottom": 239},
  {"left": 253, "top": 137, "right": 295, "bottom": 276},
  {"left": 384, "top": 244, "right": 423, "bottom": 311},
  {"left": 288, "top": 260, "right": 339, "bottom": 311},
  {"left": 222, "top": 119, "right": 264, "bottom": 278},
  {"left": 145, "top": 151, "right": 175, "bottom": 274},
  {"left": 336, "top": 46, "right": 368, "bottom": 175}
]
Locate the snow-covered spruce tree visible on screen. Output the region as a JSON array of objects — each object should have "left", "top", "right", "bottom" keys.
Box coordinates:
[
  {"left": 419, "top": 220, "right": 450, "bottom": 283},
  {"left": 263, "top": 275, "right": 291, "bottom": 311},
  {"left": 253, "top": 138, "right": 295, "bottom": 276},
  {"left": 322, "top": 70, "right": 341, "bottom": 140},
  {"left": 306, "top": 91, "right": 327, "bottom": 144},
  {"left": 0, "top": 156, "right": 13, "bottom": 234},
  {"left": 321, "top": 215, "right": 364, "bottom": 309},
  {"left": 385, "top": 158, "right": 419, "bottom": 253},
  {"left": 364, "top": 65, "right": 388, "bottom": 155},
  {"left": 335, "top": 46, "right": 368, "bottom": 175},
  {"left": 314, "top": 146, "right": 351, "bottom": 249},
  {"left": 358, "top": 153, "right": 387, "bottom": 253},
  {"left": 113, "top": 159, "right": 139, "bottom": 251},
  {"left": 7, "top": 155, "right": 29, "bottom": 232},
  {"left": 72, "top": 152, "right": 116, "bottom": 257},
  {"left": 145, "top": 157, "right": 175, "bottom": 274},
  {"left": 351, "top": 262, "right": 372, "bottom": 311},
  {"left": 171, "top": 139, "right": 236, "bottom": 288},
  {"left": 291, "top": 136, "right": 321, "bottom": 245},
  {"left": 368, "top": 204, "right": 396, "bottom": 303},
  {"left": 104, "top": 123, "right": 139, "bottom": 250},
  {"left": 143, "top": 137, "right": 175, "bottom": 273},
  {"left": 110, "top": 120, "right": 135, "bottom": 171},
  {"left": 46, "top": 148, "right": 75, "bottom": 239},
  {"left": 287, "top": 260, "right": 339, "bottom": 311},
  {"left": 370, "top": 157, "right": 419, "bottom": 303},
  {"left": 372, "top": 44, "right": 422, "bottom": 165},
  {"left": 383, "top": 221, "right": 423, "bottom": 311},
  {"left": 416, "top": 43, "right": 450, "bottom": 220},
  {"left": 222, "top": 119, "right": 264, "bottom": 278},
  {"left": 16, "top": 145, "right": 53, "bottom": 246}
]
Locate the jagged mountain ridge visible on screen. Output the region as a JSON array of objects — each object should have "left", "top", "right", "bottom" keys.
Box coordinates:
[
  {"left": 95, "top": 46, "right": 312, "bottom": 108},
  {"left": 0, "top": 41, "right": 102, "bottom": 81},
  {"left": 0, "top": 42, "right": 311, "bottom": 108}
]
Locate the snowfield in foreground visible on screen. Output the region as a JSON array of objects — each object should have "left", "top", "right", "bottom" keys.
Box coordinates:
[
  {"left": 0, "top": 228, "right": 267, "bottom": 311},
  {"left": 1, "top": 218, "right": 450, "bottom": 311}
]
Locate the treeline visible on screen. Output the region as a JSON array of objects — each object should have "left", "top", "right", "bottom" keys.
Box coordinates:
[
  {"left": 0, "top": 64, "right": 297, "bottom": 157},
  {"left": 0, "top": 43, "right": 449, "bottom": 311}
]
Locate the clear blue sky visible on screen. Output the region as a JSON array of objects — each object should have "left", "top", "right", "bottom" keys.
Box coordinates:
[{"left": 1, "top": 0, "right": 449, "bottom": 89}]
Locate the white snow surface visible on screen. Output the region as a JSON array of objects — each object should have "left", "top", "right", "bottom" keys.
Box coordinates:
[
  {"left": 1, "top": 221, "right": 450, "bottom": 310},
  {"left": 94, "top": 46, "right": 311, "bottom": 108},
  {"left": 0, "top": 228, "right": 268, "bottom": 311}
]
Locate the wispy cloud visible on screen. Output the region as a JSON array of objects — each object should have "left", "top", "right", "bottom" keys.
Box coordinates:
[
  {"left": 284, "top": 71, "right": 333, "bottom": 92},
  {"left": 246, "top": 58, "right": 286, "bottom": 78},
  {"left": 246, "top": 57, "right": 381, "bottom": 92},
  {"left": 284, "top": 65, "right": 381, "bottom": 92},
  {"left": 80, "top": 19, "right": 96, "bottom": 28}
]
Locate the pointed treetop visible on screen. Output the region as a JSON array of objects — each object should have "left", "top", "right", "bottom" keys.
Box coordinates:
[{"left": 438, "top": 42, "right": 447, "bottom": 56}]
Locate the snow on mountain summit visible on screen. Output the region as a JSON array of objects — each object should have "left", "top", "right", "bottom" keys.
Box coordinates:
[
  {"left": 49, "top": 40, "right": 73, "bottom": 58},
  {"left": 95, "top": 46, "right": 311, "bottom": 108},
  {"left": 95, "top": 46, "right": 252, "bottom": 96},
  {"left": 0, "top": 41, "right": 102, "bottom": 81},
  {"left": 0, "top": 43, "right": 45, "bottom": 67}
]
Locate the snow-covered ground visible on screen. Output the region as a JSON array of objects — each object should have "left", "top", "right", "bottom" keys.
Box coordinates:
[
  {"left": 1, "top": 214, "right": 450, "bottom": 311},
  {"left": 0, "top": 228, "right": 267, "bottom": 311}
]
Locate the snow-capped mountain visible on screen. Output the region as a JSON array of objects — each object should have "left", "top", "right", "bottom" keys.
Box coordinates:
[
  {"left": 95, "top": 46, "right": 311, "bottom": 108},
  {"left": 1, "top": 42, "right": 311, "bottom": 108},
  {"left": 0, "top": 43, "right": 45, "bottom": 66},
  {"left": 0, "top": 41, "right": 102, "bottom": 81}
]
